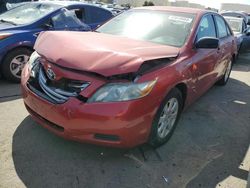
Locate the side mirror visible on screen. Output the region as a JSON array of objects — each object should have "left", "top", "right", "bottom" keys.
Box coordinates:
[
  {"left": 42, "top": 23, "right": 53, "bottom": 30},
  {"left": 195, "top": 37, "right": 219, "bottom": 49}
]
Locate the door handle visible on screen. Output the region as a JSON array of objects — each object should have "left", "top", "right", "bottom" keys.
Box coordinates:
[
  {"left": 217, "top": 47, "right": 225, "bottom": 54},
  {"left": 217, "top": 47, "right": 220, "bottom": 53}
]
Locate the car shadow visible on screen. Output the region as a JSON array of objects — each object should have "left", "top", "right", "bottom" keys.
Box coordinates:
[
  {"left": 234, "top": 52, "right": 250, "bottom": 73},
  {"left": 12, "top": 75, "right": 250, "bottom": 187},
  {"left": 0, "top": 80, "right": 21, "bottom": 103},
  {"left": 183, "top": 79, "right": 250, "bottom": 188}
]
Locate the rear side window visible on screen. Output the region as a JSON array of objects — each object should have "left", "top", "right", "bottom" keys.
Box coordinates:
[
  {"left": 70, "top": 9, "right": 86, "bottom": 23},
  {"left": 196, "top": 15, "right": 216, "bottom": 41},
  {"left": 214, "top": 16, "right": 228, "bottom": 38},
  {"left": 87, "top": 7, "right": 112, "bottom": 24}
]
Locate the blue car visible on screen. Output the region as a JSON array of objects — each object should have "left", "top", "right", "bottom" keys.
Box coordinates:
[{"left": 0, "top": 1, "right": 113, "bottom": 82}]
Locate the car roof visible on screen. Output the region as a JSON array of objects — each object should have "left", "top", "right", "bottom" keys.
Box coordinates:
[
  {"left": 221, "top": 11, "right": 248, "bottom": 16},
  {"left": 134, "top": 6, "right": 208, "bottom": 15},
  {"left": 224, "top": 16, "right": 244, "bottom": 21}
]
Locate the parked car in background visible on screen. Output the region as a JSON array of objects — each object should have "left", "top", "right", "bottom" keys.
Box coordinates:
[
  {"left": 0, "top": 1, "right": 7, "bottom": 14},
  {"left": 101, "top": 3, "right": 125, "bottom": 15},
  {"left": 22, "top": 7, "right": 237, "bottom": 148},
  {"left": 0, "top": 1, "right": 113, "bottom": 82},
  {"left": 224, "top": 16, "right": 250, "bottom": 53},
  {"left": 0, "top": 0, "right": 33, "bottom": 14},
  {"left": 6, "top": 2, "right": 30, "bottom": 10},
  {"left": 221, "top": 11, "right": 250, "bottom": 25}
]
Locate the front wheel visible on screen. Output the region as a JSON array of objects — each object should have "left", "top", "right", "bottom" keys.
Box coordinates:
[
  {"left": 149, "top": 88, "right": 183, "bottom": 147},
  {"left": 1, "top": 48, "right": 32, "bottom": 82},
  {"left": 217, "top": 59, "right": 232, "bottom": 86}
]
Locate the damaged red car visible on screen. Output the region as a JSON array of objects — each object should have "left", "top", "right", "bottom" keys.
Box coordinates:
[{"left": 21, "top": 7, "right": 237, "bottom": 148}]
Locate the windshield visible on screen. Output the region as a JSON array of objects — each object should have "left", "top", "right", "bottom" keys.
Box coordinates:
[
  {"left": 0, "top": 3, "right": 62, "bottom": 25},
  {"left": 225, "top": 18, "right": 243, "bottom": 34},
  {"left": 96, "top": 10, "right": 195, "bottom": 47}
]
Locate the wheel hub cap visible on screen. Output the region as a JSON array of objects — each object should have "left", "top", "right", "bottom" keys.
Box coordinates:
[
  {"left": 157, "top": 98, "right": 179, "bottom": 139},
  {"left": 10, "top": 55, "right": 29, "bottom": 78}
]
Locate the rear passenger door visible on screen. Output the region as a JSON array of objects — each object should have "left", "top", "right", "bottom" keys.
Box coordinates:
[
  {"left": 214, "top": 15, "right": 234, "bottom": 78},
  {"left": 241, "top": 20, "right": 250, "bottom": 52}
]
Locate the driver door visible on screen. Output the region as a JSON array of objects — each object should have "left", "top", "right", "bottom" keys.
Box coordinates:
[{"left": 191, "top": 14, "right": 220, "bottom": 96}]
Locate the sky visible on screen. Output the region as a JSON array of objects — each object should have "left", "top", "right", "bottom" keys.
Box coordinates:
[{"left": 187, "top": 0, "right": 250, "bottom": 9}]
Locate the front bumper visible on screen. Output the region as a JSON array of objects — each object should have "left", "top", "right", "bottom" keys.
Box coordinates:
[{"left": 21, "top": 65, "right": 159, "bottom": 148}]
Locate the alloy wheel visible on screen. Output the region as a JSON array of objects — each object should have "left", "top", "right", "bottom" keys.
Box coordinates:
[
  {"left": 157, "top": 97, "right": 179, "bottom": 139},
  {"left": 9, "top": 55, "right": 29, "bottom": 78}
]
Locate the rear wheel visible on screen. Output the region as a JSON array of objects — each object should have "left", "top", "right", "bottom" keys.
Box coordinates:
[
  {"left": 149, "top": 88, "right": 183, "bottom": 147},
  {"left": 217, "top": 59, "right": 232, "bottom": 86},
  {"left": 1, "top": 48, "right": 32, "bottom": 82}
]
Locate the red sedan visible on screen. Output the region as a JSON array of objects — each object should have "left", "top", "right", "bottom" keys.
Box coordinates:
[{"left": 21, "top": 7, "right": 237, "bottom": 148}]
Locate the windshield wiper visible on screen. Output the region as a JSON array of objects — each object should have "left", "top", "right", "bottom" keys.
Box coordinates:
[{"left": 0, "top": 19, "right": 17, "bottom": 26}]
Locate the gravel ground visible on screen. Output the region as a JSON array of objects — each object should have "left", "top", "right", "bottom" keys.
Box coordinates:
[{"left": 0, "top": 53, "right": 249, "bottom": 188}]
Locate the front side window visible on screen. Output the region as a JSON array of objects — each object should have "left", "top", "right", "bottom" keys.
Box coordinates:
[
  {"left": 51, "top": 9, "right": 82, "bottom": 29},
  {"left": 196, "top": 15, "right": 216, "bottom": 41},
  {"left": 0, "top": 3, "right": 62, "bottom": 25},
  {"left": 97, "top": 10, "right": 196, "bottom": 47},
  {"left": 215, "top": 16, "right": 228, "bottom": 38}
]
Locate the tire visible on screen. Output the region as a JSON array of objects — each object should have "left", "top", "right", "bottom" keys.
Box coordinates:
[
  {"left": 149, "top": 88, "right": 183, "bottom": 147},
  {"left": 1, "top": 48, "right": 32, "bottom": 82},
  {"left": 216, "top": 59, "right": 232, "bottom": 86}
]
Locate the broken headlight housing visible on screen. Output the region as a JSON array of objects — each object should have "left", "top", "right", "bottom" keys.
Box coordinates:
[
  {"left": 27, "top": 51, "right": 40, "bottom": 78},
  {"left": 88, "top": 79, "right": 157, "bottom": 103}
]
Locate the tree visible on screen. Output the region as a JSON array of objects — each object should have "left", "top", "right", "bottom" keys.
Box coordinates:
[
  {"left": 148, "top": 1, "right": 154, "bottom": 6},
  {"left": 100, "top": 0, "right": 113, "bottom": 3},
  {"left": 143, "top": 1, "right": 154, "bottom": 6},
  {"left": 143, "top": 1, "right": 148, "bottom": 6}
]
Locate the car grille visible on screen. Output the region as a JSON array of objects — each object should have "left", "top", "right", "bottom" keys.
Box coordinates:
[
  {"left": 28, "top": 64, "right": 90, "bottom": 104},
  {"left": 38, "top": 68, "right": 78, "bottom": 103}
]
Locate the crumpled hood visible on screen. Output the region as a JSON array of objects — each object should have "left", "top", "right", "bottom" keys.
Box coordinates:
[{"left": 34, "top": 31, "right": 179, "bottom": 76}]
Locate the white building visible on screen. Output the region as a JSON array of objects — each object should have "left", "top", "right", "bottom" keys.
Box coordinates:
[
  {"left": 221, "top": 3, "right": 250, "bottom": 13},
  {"left": 114, "top": 0, "right": 204, "bottom": 9},
  {"left": 169, "top": 1, "right": 205, "bottom": 9},
  {"left": 114, "top": 0, "right": 168, "bottom": 7}
]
